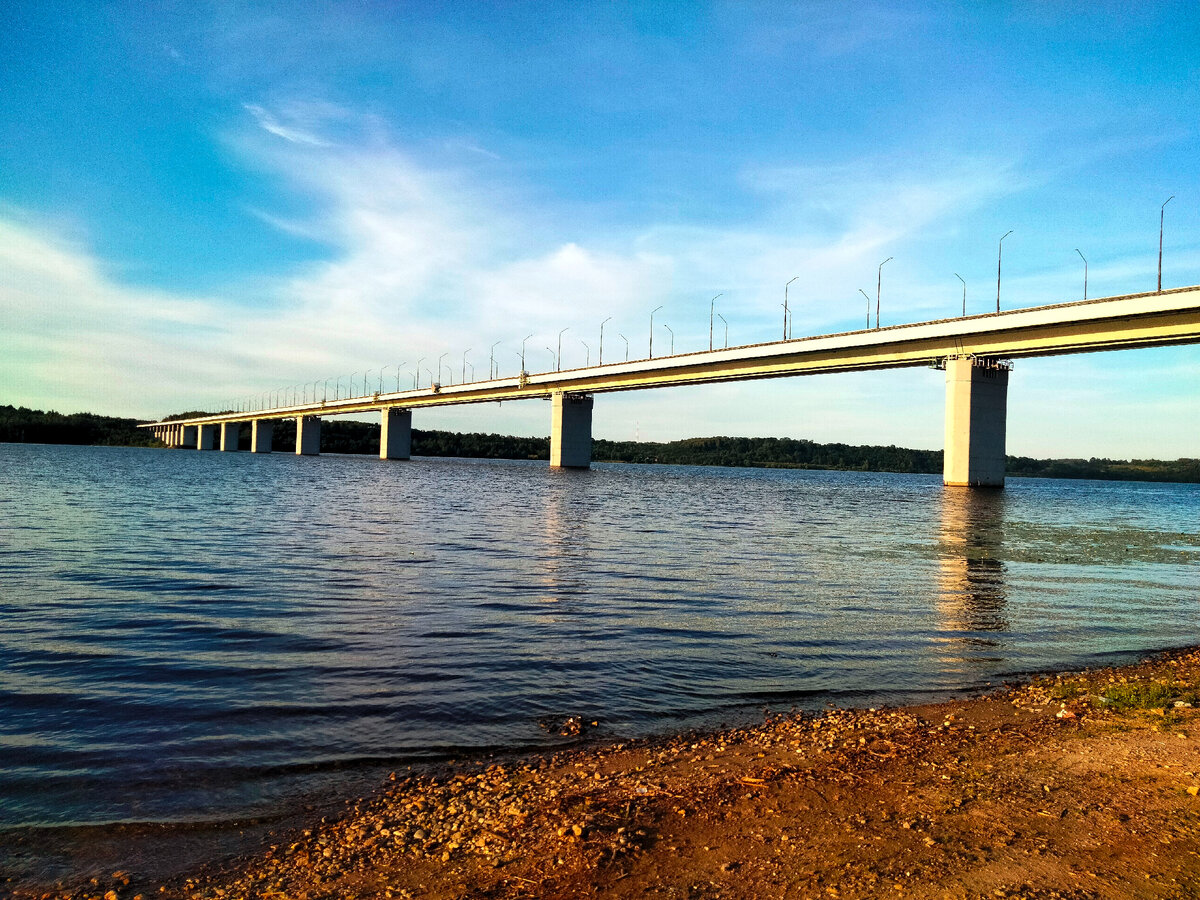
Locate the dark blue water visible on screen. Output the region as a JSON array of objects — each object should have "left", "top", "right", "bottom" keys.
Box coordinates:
[{"left": 0, "top": 443, "right": 1197, "bottom": 830}]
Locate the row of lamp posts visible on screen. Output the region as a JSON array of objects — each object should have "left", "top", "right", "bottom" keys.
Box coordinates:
[{"left": 228, "top": 196, "right": 1178, "bottom": 413}]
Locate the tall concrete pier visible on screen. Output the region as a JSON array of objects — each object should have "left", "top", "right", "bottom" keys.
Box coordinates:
[
  {"left": 251, "top": 419, "right": 273, "bottom": 453},
  {"left": 943, "top": 357, "right": 1009, "bottom": 488},
  {"left": 550, "top": 392, "right": 593, "bottom": 469},
  {"left": 296, "top": 416, "right": 321, "bottom": 455},
  {"left": 380, "top": 407, "right": 412, "bottom": 460}
]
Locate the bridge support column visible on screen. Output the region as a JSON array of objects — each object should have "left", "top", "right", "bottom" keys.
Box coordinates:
[
  {"left": 220, "top": 421, "right": 240, "bottom": 451},
  {"left": 944, "top": 357, "right": 1009, "bottom": 488},
  {"left": 182, "top": 425, "right": 197, "bottom": 448},
  {"left": 296, "top": 416, "right": 321, "bottom": 456},
  {"left": 380, "top": 408, "right": 412, "bottom": 460},
  {"left": 251, "top": 420, "right": 274, "bottom": 453},
  {"left": 197, "top": 424, "right": 217, "bottom": 451},
  {"left": 550, "top": 392, "right": 593, "bottom": 469}
]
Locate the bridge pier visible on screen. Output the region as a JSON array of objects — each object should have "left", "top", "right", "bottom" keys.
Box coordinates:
[
  {"left": 943, "top": 357, "right": 1010, "bottom": 488},
  {"left": 296, "top": 416, "right": 321, "bottom": 456},
  {"left": 182, "top": 425, "right": 197, "bottom": 448},
  {"left": 380, "top": 408, "right": 412, "bottom": 460},
  {"left": 220, "top": 421, "right": 240, "bottom": 451},
  {"left": 550, "top": 392, "right": 593, "bottom": 469},
  {"left": 197, "top": 424, "right": 217, "bottom": 451},
  {"left": 251, "top": 420, "right": 274, "bottom": 453}
]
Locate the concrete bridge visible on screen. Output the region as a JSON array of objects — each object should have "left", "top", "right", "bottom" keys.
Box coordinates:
[{"left": 145, "top": 285, "right": 1200, "bottom": 487}]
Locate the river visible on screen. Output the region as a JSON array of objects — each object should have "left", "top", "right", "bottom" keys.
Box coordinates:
[{"left": 1, "top": 442, "right": 1197, "bottom": 834}]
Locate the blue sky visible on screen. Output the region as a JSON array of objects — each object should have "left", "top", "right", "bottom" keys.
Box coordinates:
[{"left": 2, "top": 1, "right": 1198, "bottom": 457}]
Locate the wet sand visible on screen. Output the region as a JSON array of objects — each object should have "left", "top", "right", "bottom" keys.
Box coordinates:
[{"left": 9, "top": 647, "right": 1200, "bottom": 899}]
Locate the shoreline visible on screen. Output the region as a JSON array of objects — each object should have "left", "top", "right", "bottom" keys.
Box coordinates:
[{"left": 8, "top": 646, "right": 1200, "bottom": 899}]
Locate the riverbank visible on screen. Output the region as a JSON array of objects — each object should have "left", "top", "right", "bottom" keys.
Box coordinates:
[{"left": 10, "top": 646, "right": 1200, "bottom": 899}]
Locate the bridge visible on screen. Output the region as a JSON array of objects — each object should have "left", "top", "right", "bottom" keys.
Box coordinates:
[{"left": 144, "top": 285, "right": 1200, "bottom": 487}]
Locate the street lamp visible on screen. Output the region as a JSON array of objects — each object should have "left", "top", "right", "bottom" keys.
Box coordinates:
[
  {"left": 784, "top": 277, "right": 797, "bottom": 340},
  {"left": 489, "top": 341, "right": 501, "bottom": 379},
  {"left": 599, "top": 316, "right": 612, "bottom": 364},
  {"left": 520, "top": 334, "right": 533, "bottom": 373},
  {"left": 709, "top": 294, "right": 722, "bottom": 350},
  {"left": 618, "top": 333, "right": 629, "bottom": 361},
  {"left": 1076, "top": 249, "right": 1088, "bottom": 301},
  {"left": 378, "top": 366, "right": 389, "bottom": 393},
  {"left": 859, "top": 289, "right": 871, "bottom": 329},
  {"left": 649, "top": 305, "right": 663, "bottom": 358},
  {"left": 364, "top": 369, "right": 375, "bottom": 397},
  {"left": 717, "top": 313, "right": 728, "bottom": 348},
  {"left": 662, "top": 323, "right": 674, "bottom": 355},
  {"left": 349, "top": 373, "right": 358, "bottom": 398},
  {"left": 996, "top": 231, "right": 1012, "bottom": 313},
  {"left": 557, "top": 328, "right": 568, "bottom": 371},
  {"left": 437, "top": 353, "right": 447, "bottom": 385},
  {"left": 545, "top": 347, "right": 556, "bottom": 370},
  {"left": 955, "top": 273, "right": 966, "bottom": 317},
  {"left": 414, "top": 358, "right": 425, "bottom": 389},
  {"left": 425, "top": 368, "right": 435, "bottom": 387},
  {"left": 581, "top": 340, "right": 590, "bottom": 366},
  {"left": 1159, "top": 195, "right": 1174, "bottom": 292},
  {"left": 876, "top": 258, "right": 893, "bottom": 329},
  {"left": 462, "top": 349, "right": 471, "bottom": 383}
]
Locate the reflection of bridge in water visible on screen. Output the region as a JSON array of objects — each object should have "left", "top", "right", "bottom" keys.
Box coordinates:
[
  {"left": 145, "top": 286, "right": 1200, "bottom": 488},
  {"left": 936, "top": 488, "right": 1008, "bottom": 651}
]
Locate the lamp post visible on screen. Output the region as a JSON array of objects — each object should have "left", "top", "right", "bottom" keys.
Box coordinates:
[
  {"left": 545, "top": 347, "right": 556, "bottom": 370},
  {"left": 489, "top": 341, "right": 500, "bottom": 379},
  {"left": 520, "top": 334, "right": 532, "bottom": 373},
  {"left": 996, "top": 230, "right": 1012, "bottom": 313},
  {"left": 662, "top": 323, "right": 674, "bottom": 355},
  {"left": 599, "top": 316, "right": 612, "bottom": 364},
  {"left": 1076, "top": 249, "right": 1088, "bottom": 301},
  {"left": 348, "top": 373, "right": 358, "bottom": 399},
  {"left": 618, "top": 333, "right": 629, "bottom": 361},
  {"left": 649, "top": 305, "right": 663, "bottom": 358},
  {"left": 784, "top": 277, "right": 797, "bottom": 340},
  {"left": 462, "top": 349, "right": 471, "bottom": 383},
  {"left": 414, "top": 358, "right": 425, "bottom": 389},
  {"left": 1159, "top": 195, "right": 1174, "bottom": 292},
  {"left": 425, "top": 368, "right": 435, "bottom": 388},
  {"left": 876, "top": 258, "right": 892, "bottom": 329},
  {"left": 709, "top": 293, "right": 722, "bottom": 350},
  {"left": 323, "top": 378, "right": 330, "bottom": 402},
  {"left": 717, "top": 313, "right": 728, "bottom": 348},
  {"left": 395, "top": 362, "right": 406, "bottom": 391},
  {"left": 378, "top": 366, "right": 389, "bottom": 393},
  {"left": 437, "top": 353, "right": 447, "bottom": 385},
  {"left": 955, "top": 273, "right": 966, "bottom": 317},
  {"left": 557, "top": 328, "right": 568, "bottom": 371},
  {"left": 581, "top": 340, "right": 590, "bottom": 367},
  {"left": 859, "top": 289, "right": 871, "bottom": 329}
]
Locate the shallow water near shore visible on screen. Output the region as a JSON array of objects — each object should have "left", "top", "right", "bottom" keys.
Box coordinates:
[{"left": 1, "top": 443, "right": 1197, "bottom": 839}]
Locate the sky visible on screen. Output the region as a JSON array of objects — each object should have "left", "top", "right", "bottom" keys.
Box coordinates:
[{"left": 1, "top": 1, "right": 1198, "bottom": 458}]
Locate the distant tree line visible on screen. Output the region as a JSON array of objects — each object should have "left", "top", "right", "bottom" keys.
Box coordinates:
[
  {"left": 0, "top": 405, "right": 158, "bottom": 446},
  {"left": 2, "top": 404, "right": 1197, "bottom": 483}
]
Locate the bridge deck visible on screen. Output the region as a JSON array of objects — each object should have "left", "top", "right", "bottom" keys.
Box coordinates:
[{"left": 144, "top": 285, "right": 1200, "bottom": 427}]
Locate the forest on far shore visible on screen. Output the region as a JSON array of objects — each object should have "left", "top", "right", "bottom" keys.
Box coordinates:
[{"left": 2, "top": 404, "right": 1197, "bottom": 483}]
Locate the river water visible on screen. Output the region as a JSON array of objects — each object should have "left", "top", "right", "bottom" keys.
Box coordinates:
[{"left": 1, "top": 443, "right": 1197, "bottom": 834}]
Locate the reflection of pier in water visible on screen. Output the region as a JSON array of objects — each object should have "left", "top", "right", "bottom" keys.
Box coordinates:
[{"left": 936, "top": 488, "right": 1009, "bottom": 661}]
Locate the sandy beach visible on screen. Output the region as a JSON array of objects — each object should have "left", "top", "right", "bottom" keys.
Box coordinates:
[{"left": 10, "top": 647, "right": 1200, "bottom": 900}]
